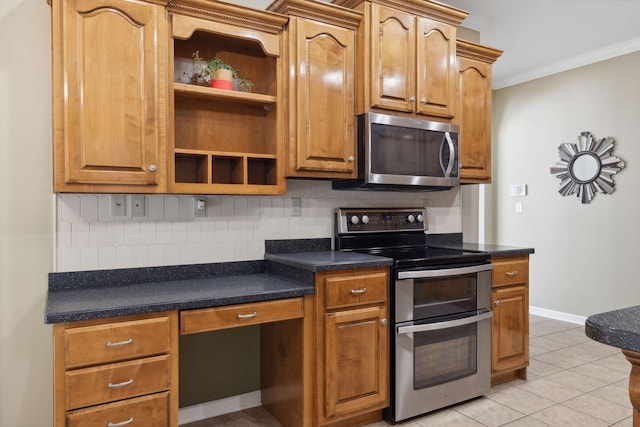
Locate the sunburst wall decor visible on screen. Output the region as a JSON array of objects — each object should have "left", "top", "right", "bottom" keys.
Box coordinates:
[{"left": 550, "top": 131, "right": 626, "bottom": 204}]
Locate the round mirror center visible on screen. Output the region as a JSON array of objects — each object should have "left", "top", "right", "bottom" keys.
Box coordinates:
[{"left": 570, "top": 152, "right": 600, "bottom": 183}]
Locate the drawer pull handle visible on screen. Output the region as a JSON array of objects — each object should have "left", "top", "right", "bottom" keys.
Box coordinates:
[
  {"left": 108, "top": 378, "right": 134, "bottom": 388},
  {"left": 350, "top": 288, "right": 367, "bottom": 296},
  {"left": 505, "top": 271, "right": 518, "bottom": 277},
  {"left": 237, "top": 312, "right": 257, "bottom": 319},
  {"left": 108, "top": 417, "right": 134, "bottom": 427},
  {"left": 106, "top": 338, "right": 134, "bottom": 347}
]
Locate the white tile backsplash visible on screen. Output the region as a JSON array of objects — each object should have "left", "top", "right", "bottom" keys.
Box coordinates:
[{"left": 54, "top": 180, "right": 462, "bottom": 271}]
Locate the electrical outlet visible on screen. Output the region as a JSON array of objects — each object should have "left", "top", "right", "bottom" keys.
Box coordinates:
[
  {"left": 194, "top": 197, "right": 206, "bottom": 217},
  {"left": 131, "top": 195, "right": 146, "bottom": 218},
  {"left": 291, "top": 197, "right": 301, "bottom": 217},
  {"left": 110, "top": 194, "right": 126, "bottom": 217}
]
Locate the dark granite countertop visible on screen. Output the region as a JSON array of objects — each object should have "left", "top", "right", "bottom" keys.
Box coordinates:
[
  {"left": 586, "top": 306, "right": 640, "bottom": 353},
  {"left": 264, "top": 251, "right": 393, "bottom": 272},
  {"left": 45, "top": 271, "right": 314, "bottom": 324},
  {"left": 429, "top": 242, "right": 535, "bottom": 257},
  {"left": 45, "top": 244, "right": 392, "bottom": 324}
]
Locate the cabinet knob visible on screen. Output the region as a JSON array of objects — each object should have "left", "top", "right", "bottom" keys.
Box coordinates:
[
  {"left": 381, "top": 318, "right": 388, "bottom": 326},
  {"left": 495, "top": 300, "right": 501, "bottom": 306},
  {"left": 149, "top": 164, "right": 157, "bottom": 172},
  {"left": 409, "top": 96, "right": 416, "bottom": 103},
  {"left": 348, "top": 156, "right": 354, "bottom": 162},
  {"left": 420, "top": 98, "right": 427, "bottom": 104}
]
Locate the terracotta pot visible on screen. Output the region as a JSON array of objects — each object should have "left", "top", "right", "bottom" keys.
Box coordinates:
[{"left": 210, "top": 69, "right": 233, "bottom": 90}]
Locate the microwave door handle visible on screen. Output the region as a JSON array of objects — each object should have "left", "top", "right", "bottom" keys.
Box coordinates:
[
  {"left": 442, "top": 131, "right": 455, "bottom": 178},
  {"left": 397, "top": 311, "right": 493, "bottom": 335}
]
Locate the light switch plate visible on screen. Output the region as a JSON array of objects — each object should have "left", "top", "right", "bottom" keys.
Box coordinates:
[
  {"left": 110, "top": 194, "right": 126, "bottom": 217},
  {"left": 131, "top": 195, "right": 146, "bottom": 218}
]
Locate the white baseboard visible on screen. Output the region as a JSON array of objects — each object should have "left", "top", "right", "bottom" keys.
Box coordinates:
[
  {"left": 530, "top": 306, "right": 586, "bottom": 325},
  {"left": 178, "top": 390, "right": 262, "bottom": 425}
]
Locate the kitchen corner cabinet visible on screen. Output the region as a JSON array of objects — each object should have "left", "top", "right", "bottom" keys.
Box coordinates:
[
  {"left": 51, "top": 0, "right": 168, "bottom": 193},
  {"left": 491, "top": 255, "right": 529, "bottom": 385},
  {"left": 333, "top": 0, "right": 466, "bottom": 119},
  {"left": 168, "top": 2, "right": 287, "bottom": 194},
  {"left": 456, "top": 40, "right": 503, "bottom": 184},
  {"left": 53, "top": 311, "right": 179, "bottom": 427},
  {"left": 314, "top": 268, "right": 389, "bottom": 426},
  {"left": 268, "top": 0, "right": 361, "bottom": 178}
]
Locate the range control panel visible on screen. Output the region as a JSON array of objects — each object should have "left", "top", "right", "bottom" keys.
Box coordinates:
[{"left": 335, "top": 208, "right": 427, "bottom": 234}]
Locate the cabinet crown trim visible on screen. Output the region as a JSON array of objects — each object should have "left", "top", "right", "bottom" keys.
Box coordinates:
[
  {"left": 168, "top": 0, "right": 288, "bottom": 34},
  {"left": 457, "top": 39, "right": 503, "bottom": 63},
  {"left": 331, "top": 0, "right": 468, "bottom": 26},
  {"left": 269, "top": 0, "right": 363, "bottom": 29}
]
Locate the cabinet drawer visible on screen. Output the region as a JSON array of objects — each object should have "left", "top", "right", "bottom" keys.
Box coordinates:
[
  {"left": 325, "top": 271, "right": 388, "bottom": 310},
  {"left": 65, "top": 316, "right": 171, "bottom": 368},
  {"left": 492, "top": 257, "right": 529, "bottom": 287},
  {"left": 66, "top": 392, "right": 169, "bottom": 427},
  {"left": 180, "top": 298, "right": 304, "bottom": 334},
  {"left": 65, "top": 355, "right": 170, "bottom": 410}
]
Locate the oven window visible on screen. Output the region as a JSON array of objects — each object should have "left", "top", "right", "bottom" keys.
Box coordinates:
[
  {"left": 413, "top": 321, "right": 477, "bottom": 389},
  {"left": 413, "top": 274, "right": 477, "bottom": 318}
]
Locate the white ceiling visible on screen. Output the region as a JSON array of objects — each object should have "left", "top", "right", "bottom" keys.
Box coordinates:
[{"left": 230, "top": 0, "right": 640, "bottom": 89}]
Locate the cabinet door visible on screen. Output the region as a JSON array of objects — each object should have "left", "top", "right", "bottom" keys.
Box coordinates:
[
  {"left": 492, "top": 285, "right": 529, "bottom": 373},
  {"left": 324, "top": 306, "right": 388, "bottom": 419},
  {"left": 458, "top": 57, "right": 492, "bottom": 183},
  {"left": 370, "top": 4, "right": 415, "bottom": 112},
  {"left": 292, "top": 19, "right": 356, "bottom": 176},
  {"left": 416, "top": 17, "right": 456, "bottom": 118},
  {"left": 54, "top": 0, "right": 166, "bottom": 190}
]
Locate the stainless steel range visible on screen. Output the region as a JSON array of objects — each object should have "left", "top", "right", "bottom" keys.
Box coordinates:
[{"left": 334, "top": 208, "right": 493, "bottom": 422}]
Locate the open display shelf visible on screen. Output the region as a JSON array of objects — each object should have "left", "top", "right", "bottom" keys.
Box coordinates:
[{"left": 168, "top": 10, "right": 285, "bottom": 194}]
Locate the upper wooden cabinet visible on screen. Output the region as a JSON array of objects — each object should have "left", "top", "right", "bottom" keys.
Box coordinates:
[
  {"left": 168, "top": 1, "right": 287, "bottom": 194},
  {"left": 456, "top": 40, "right": 503, "bottom": 184},
  {"left": 333, "top": 0, "right": 467, "bottom": 119},
  {"left": 51, "top": 0, "right": 168, "bottom": 193},
  {"left": 269, "top": 0, "right": 361, "bottom": 178}
]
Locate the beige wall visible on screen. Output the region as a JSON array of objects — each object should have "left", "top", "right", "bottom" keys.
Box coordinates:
[
  {"left": 489, "top": 51, "right": 640, "bottom": 317},
  {"left": 0, "top": 0, "right": 54, "bottom": 425}
]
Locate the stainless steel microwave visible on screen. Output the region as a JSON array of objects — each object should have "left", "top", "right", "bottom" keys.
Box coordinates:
[{"left": 332, "top": 112, "right": 459, "bottom": 191}]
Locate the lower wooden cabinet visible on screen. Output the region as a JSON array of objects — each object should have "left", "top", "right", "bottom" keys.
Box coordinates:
[
  {"left": 491, "top": 255, "right": 530, "bottom": 385},
  {"left": 315, "top": 268, "right": 389, "bottom": 426},
  {"left": 53, "top": 312, "right": 178, "bottom": 427}
]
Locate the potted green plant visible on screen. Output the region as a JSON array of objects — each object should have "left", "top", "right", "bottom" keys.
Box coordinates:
[{"left": 207, "top": 55, "right": 236, "bottom": 90}]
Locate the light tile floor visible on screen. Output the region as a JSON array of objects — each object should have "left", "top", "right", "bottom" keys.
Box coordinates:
[{"left": 184, "top": 314, "right": 633, "bottom": 427}]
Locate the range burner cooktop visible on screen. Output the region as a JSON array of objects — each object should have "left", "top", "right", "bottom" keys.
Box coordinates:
[
  {"left": 359, "top": 246, "right": 489, "bottom": 269},
  {"left": 334, "top": 207, "right": 489, "bottom": 269}
]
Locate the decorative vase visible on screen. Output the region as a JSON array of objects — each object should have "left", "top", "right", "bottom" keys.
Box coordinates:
[{"left": 210, "top": 69, "right": 233, "bottom": 90}]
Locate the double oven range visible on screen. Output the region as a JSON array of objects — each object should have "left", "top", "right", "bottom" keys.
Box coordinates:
[{"left": 334, "top": 208, "right": 493, "bottom": 422}]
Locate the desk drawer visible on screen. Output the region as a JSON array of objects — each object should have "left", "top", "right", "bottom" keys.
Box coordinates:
[
  {"left": 65, "top": 316, "right": 171, "bottom": 368},
  {"left": 65, "top": 355, "right": 170, "bottom": 410},
  {"left": 66, "top": 392, "right": 169, "bottom": 427},
  {"left": 492, "top": 257, "right": 529, "bottom": 287},
  {"left": 325, "top": 270, "right": 388, "bottom": 310},
  {"left": 180, "top": 298, "right": 304, "bottom": 334}
]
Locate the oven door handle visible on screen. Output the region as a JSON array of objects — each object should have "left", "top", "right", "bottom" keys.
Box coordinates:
[
  {"left": 397, "top": 311, "right": 492, "bottom": 334},
  {"left": 397, "top": 263, "right": 492, "bottom": 279}
]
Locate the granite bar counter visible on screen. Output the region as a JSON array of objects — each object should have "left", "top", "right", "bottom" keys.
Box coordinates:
[{"left": 586, "top": 306, "right": 640, "bottom": 426}]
